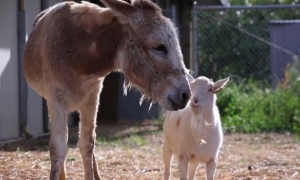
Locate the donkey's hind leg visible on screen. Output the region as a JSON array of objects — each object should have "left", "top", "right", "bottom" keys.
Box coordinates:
[
  {"left": 47, "top": 99, "right": 69, "bottom": 180},
  {"left": 93, "top": 154, "right": 101, "bottom": 179},
  {"left": 78, "top": 89, "right": 101, "bottom": 180}
]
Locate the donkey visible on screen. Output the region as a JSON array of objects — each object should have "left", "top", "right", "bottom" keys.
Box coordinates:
[{"left": 23, "top": 0, "right": 191, "bottom": 179}]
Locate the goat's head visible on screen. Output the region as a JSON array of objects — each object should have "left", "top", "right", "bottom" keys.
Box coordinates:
[
  {"left": 189, "top": 75, "right": 230, "bottom": 111},
  {"left": 102, "top": 0, "right": 191, "bottom": 110}
]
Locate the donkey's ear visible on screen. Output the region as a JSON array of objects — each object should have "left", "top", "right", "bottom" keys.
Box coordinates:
[
  {"left": 100, "top": 0, "right": 137, "bottom": 21},
  {"left": 186, "top": 69, "right": 195, "bottom": 82},
  {"left": 213, "top": 76, "right": 230, "bottom": 94},
  {"left": 187, "top": 73, "right": 195, "bottom": 83},
  {"left": 132, "top": 0, "right": 162, "bottom": 12}
]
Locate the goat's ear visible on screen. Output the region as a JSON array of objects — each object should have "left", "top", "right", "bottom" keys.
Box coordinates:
[
  {"left": 213, "top": 76, "right": 230, "bottom": 94},
  {"left": 100, "top": 0, "right": 137, "bottom": 23}
]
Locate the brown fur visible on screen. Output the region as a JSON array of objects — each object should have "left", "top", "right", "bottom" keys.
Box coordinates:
[
  {"left": 132, "top": 0, "right": 161, "bottom": 12},
  {"left": 23, "top": 0, "right": 190, "bottom": 179},
  {"left": 176, "top": 118, "right": 181, "bottom": 128},
  {"left": 70, "top": 1, "right": 115, "bottom": 32},
  {"left": 33, "top": 8, "right": 48, "bottom": 27}
]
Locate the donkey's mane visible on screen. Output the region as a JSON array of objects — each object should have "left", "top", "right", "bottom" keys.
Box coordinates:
[{"left": 70, "top": 1, "right": 115, "bottom": 29}]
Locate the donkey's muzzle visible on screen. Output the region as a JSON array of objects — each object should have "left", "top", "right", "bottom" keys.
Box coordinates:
[{"left": 168, "top": 86, "right": 191, "bottom": 110}]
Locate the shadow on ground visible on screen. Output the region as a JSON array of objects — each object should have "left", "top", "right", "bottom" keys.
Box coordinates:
[{"left": 0, "top": 120, "right": 163, "bottom": 152}]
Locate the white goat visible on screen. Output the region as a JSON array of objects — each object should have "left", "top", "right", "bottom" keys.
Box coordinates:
[{"left": 162, "top": 75, "right": 230, "bottom": 180}]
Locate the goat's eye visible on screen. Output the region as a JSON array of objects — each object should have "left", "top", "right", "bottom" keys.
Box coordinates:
[
  {"left": 208, "top": 88, "right": 213, "bottom": 92},
  {"left": 154, "top": 45, "right": 168, "bottom": 54}
]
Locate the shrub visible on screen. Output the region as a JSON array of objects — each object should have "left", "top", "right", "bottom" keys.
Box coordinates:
[{"left": 218, "top": 56, "right": 300, "bottom": 135}]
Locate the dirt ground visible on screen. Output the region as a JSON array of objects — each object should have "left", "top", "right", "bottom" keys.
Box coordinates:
[{"left": 0, "top": 122, "right": 300, "bottom": 180}]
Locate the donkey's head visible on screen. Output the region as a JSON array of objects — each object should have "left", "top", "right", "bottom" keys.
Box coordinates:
[{"left": 102, "top": 0, "right": 191, "bottom": 110}]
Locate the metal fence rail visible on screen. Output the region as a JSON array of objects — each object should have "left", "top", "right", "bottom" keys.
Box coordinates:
[{"left": 192, "top": 4, "right": 300, "bottom": 87}]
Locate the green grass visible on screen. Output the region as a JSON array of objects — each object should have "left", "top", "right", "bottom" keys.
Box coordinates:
[
  {"left": 96, "top": 136, "right": 122, "bottom": 147},
  {"left": 123, "top": 134, "right": 147, "bottom": 146},
  {"left": 96, "top": 133, "right": 147, "bottom": 148}
]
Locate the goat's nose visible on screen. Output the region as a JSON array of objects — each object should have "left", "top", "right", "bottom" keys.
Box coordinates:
[{"left": 193, "top": 98, "right": 198, "bottom": 104}]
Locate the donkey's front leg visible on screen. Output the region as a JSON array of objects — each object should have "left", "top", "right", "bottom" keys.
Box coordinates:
[
  {"left": 78, "top": 92, "right": 101, "bottom": 180},
  {"left": 48, "top": 100, "right": 69, "bottom": 180}
]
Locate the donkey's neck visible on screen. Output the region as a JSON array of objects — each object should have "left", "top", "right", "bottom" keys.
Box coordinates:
[
  {"left": 67, "top": 2, "right": 130, "bottom": 77},
  {"left": 72, "top": 19, "right": 127, "bottom": 77}
]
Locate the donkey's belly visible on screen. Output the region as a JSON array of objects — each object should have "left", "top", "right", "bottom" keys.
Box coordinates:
[
  {"left": 23, "top": 53, "right": 48, "bottom": 98},
  {"left": 26, "top": 78, "right": 47, "bottom": 98},
  {"left": 23, "top": 27, "right": 49, "bottom": 99}
]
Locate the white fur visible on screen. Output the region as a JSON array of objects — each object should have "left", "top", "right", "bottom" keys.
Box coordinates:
[{"left": 162, "top": 76, "right": 230, "bottom": 180}]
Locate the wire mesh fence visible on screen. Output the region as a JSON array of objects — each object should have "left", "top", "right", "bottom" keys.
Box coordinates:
[{"left": 194, "top": 5, "right": 300, "bottom": 88}]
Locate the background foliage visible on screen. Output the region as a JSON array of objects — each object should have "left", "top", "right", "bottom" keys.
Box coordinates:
[
  {"left": 195, "top": 0, "right": 300, "bottom": 135},
  {"left": 197, "top": 0, "right": 300, "bottom": 83},
  {"left": 217, "top": 56, "right": 300, "bottom": 134}
]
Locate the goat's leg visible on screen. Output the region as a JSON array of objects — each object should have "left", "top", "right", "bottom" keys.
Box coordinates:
[
  {"left": 48, "top": 100, "right": 69, "bottom": 180},
  {"left": 205, "top": 158, "right": 217, "bottom": 180},
  {"left": 188, "top": 162, "right": 199, "bottom": 180},
  {"left": 178, "top": 156, "right": 188, "bottom": 180},
  {"left": 78, "top": 91, "right": 101, "bottom": 180},
  {"left": 162, "top": 142, "right": 173, "bottom": 180}
]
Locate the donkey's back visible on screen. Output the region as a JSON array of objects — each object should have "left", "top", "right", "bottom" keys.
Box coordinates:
[{"left": 23, "top": 1, "right": 122, "bottom": 102}]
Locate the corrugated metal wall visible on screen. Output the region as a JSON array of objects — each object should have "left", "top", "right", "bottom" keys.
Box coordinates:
[
  {"left": 0, "top": 0, "right": 63, "bottom": 141},
  {"left": 270, "top": 20, "right": 300, "bottom": 87},
  {"left": 24, "top": 0, "right": 44, "bottom": 137},
  {"left": 0, "top": 0, "right": 20, "bottom": 141}
]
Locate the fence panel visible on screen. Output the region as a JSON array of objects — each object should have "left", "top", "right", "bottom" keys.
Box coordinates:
[{"left": 194, "top": 5, "right": 300, "bottom": 87}]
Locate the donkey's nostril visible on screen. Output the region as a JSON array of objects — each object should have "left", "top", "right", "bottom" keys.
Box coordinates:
[
  {"left": 181, "top": 92, "right": 189, "bottom": 101},
  {"left": 171, "top": 87, "right": 191, "bottom": 109}
]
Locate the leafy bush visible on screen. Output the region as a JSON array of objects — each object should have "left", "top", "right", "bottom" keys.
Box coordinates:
[{"left": 218, "top": 56, "right": 300, "bottom": 134}]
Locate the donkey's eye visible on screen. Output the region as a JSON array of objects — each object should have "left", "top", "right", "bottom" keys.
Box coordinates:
[{"left": 154, "top": 45, "right": 168, "bottom": 54}]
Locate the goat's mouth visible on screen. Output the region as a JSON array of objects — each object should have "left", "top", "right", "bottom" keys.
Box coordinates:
[{"left": 190, "top": 102, "right": 200, "bottom": 108}]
